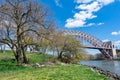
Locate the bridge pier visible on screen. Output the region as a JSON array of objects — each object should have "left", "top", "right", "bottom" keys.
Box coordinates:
[
  {"left": 111, "top": 42, "right": 117, "bottom": 59},
  {"left": 104, "top": 41, "right": 117, "bottom": 59},
  {"left": 112, "top": 48, "right": 117, "bottom": 59}
]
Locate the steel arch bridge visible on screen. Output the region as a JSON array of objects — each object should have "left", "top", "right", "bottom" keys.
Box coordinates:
[{"left": 64, "top": 30, "right": 119, "bottom": 59}]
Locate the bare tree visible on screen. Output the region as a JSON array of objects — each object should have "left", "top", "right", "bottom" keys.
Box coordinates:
[{"left": 0, "top": 0, "right": 53, "bottom": 65}]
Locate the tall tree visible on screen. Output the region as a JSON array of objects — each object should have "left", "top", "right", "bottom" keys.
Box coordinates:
[
  {"left": 49, "top": 31, "right": 86, "bottom": 63},
  {"left": 0, "top": 0, "right": 53, "bottom": 65}
]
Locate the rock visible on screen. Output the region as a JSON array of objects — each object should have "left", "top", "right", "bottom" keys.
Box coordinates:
[
  {"left": 44, "top": 62, "right": 55, "bottom": 66},
  {"left": 32, "top": 63, "right": 41, "bottom": 67},
  {"left": 81, "top": 64, "right": 120, "bottom": 80}
]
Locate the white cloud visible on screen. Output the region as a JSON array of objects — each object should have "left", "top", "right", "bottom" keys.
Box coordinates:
[
  {"left": 54, "top": 0, "right": 62, "bottom": 7},
  {"left": 102, "top": 39, "right": 110, "bottom": 42},
  {"left": 74, "top": 0, "right": 92, "bottom": 3},
  {"left": 65, "top": 18, "right": 85, "bottom": 28},
  {"left": 65, "top": 0, "right": 115, "bottom": 28},
  {"left": 76, "top": 1, "right": 101, "bottom": 12},
  {"left": 97, "top": 0, "right": 114, "bottom": 5},
  {"left": 87, "top": 23, "right": 95, "bottom": 26},
  {"left": 65, "top": 10, "right": 97, "bottom": 28},
  {"left": 111, "top": 31, "right": 120, "bottom": 35},
  {"left": 98, "top": 22, "right": 104, "bottom": 25},
  {"left": 86, "top": 22, "right": 104, "bottom": 27}
]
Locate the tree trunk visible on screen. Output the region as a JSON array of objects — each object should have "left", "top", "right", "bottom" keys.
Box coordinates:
[
  {"left": 58, "top": 51, "right": 63, "bottom": 59},
  {"left": 22, "top": 46, "right": 28, "bottom": 64},
  {"left": 56, "top": 48, "right": 59, "bottom": 57},
  {"left": 16, "top": 28, "right": 23, "bottom": 65},
  {"left": 16, "top": 49, "right": 22, "bottom": 65}
]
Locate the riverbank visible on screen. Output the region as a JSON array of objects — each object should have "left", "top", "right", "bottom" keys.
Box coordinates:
[
  {"left": 0, "top": 51, "right": 108, "bottom": 80},
  {"left": 81, "top": 64, "right": 120, "bottom": 80}
]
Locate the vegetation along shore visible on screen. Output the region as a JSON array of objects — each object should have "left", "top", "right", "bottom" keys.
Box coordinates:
[{"left": 0, "top": 51, "right": 108, "bottom": 80}]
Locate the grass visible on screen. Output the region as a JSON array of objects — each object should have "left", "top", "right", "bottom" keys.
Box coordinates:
[
  {"left": 0, "top": 50, "right": 108, "bottom": 80},
  {"left": 0, "top": 50, "right": 55, "bottom": 64},
  {"left": 28, "top": 53, "right": 54, "bottom": 63},
  {"left": 0, "top": 64, "right": 108, "bottom": 80}
]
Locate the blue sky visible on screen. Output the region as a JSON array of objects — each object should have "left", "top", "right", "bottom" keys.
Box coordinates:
[{"left": 39, "top": 0, "right": 120, "bottom": 54}]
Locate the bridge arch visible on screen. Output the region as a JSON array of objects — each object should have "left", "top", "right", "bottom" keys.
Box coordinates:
[{"left": 64, "top": 30, "right": 117, "bottom": 59}]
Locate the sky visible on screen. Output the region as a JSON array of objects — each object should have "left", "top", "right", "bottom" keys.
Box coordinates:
[{"left": 39, "top": 0, "right": 120, "bottom": 54}]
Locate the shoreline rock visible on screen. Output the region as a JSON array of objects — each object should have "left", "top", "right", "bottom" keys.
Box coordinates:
[{"left": 81, "top": 64, "right": 120, "bottom": 80}]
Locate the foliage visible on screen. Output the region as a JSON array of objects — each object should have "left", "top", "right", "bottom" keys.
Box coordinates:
[{"left": 58, "top": 35, "right": 86, "bottom": 63}]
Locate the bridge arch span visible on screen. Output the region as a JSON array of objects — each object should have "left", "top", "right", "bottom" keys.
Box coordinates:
[{"left": 64, "top": 30, "right": 117, "bottom": 59}]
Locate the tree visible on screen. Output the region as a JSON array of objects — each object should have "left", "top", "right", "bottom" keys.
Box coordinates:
[
  {"left": 49, "top": 30, "right": 66, "bottom": 57},
  {"left": 117, "top": 52, "right": 120, "bottom": 58},
  {"left": 94, "top": 53, "right": 105, "bottom": 60},
  {"left": 31, "top": 23, "right": 55, "bottom": 55},
  {"left": 58, "top": 35, "right": 84, "bottom": 63},
  {"left": 0, "top": 0, "right": 53, "bottom": 65},
  {"left": 49, "top": 30, "right": 86, "bottom": 63}
]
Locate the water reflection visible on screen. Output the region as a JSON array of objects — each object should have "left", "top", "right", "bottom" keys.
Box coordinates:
[{"left": 80, "top": 60, "right": 120, "bottom": 76}]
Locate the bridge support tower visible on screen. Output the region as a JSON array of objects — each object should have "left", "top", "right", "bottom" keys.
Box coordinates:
[
  {"left": 111, "top": 42, "right": 117, "bottom": 59},
  {"left": 104, "top": 41, "right": 117, "bottom": 59}
]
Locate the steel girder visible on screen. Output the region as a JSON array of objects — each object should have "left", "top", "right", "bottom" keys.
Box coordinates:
[{"left": 64, "top": 30, "right": 114, "bottom": 59}]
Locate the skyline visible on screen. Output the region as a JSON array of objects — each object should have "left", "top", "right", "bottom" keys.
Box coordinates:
[{"left": 39, "top": 0, "right": 120, "bottom": 54}]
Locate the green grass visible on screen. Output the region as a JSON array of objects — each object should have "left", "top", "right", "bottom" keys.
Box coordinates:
[
  {"left": 0, "top": 50, "right": 13, "bottom": 59},
  {"left": 0, "top": 50, "right": 55, "bottom": 64},
  {"left": 0, "top": 64, "right": 108, "bottom": 80},
  {"left": 0, "top": 50, "right": 108, "bottom": 80},
  {"left": 28, "top": 53, "right": 55, "bottom": 63}
]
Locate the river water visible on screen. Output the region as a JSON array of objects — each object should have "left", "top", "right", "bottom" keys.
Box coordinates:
[{"left": 80, "top": 60, "right": 120, "bottom": 76}]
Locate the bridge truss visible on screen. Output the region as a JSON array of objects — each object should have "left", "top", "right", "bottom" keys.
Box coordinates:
[{"left": 64, "top": 30, "right": 118, "bottom": 59}]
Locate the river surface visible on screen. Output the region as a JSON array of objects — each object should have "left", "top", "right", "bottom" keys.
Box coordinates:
[{"left": 80, "top": 60, "right": 120, "bottom": 76}]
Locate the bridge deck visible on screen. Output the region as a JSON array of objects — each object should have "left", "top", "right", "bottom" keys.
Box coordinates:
[
  {"left": 83, "top": 46, "right": 112, "bottom": 50},
  {"left": 83, "top": 46, "right": 120, "bottom": 51}
]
